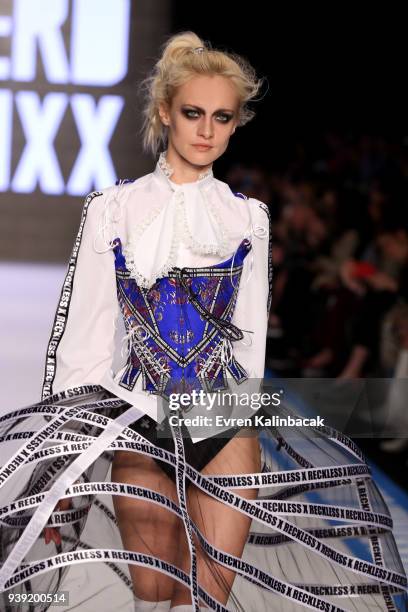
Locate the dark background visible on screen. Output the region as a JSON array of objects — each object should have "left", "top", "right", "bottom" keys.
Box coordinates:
[{"left": 172, "top": 4, "right": 407, "bottom": 171}]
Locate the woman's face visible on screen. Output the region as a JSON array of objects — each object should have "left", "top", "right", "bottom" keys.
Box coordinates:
[{"left": 159, "top": 74, "right": 239, "bottom": 168}]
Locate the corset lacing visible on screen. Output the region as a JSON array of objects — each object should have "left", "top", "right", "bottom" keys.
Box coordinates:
[
  {"left": 201, "top": 337, "right": 234, "bottom": 374},
  {"left": 177, "top": 267, "right": 255, "bottom": 374},
  {"left": 113, "top": 196, "right": 269, "bottom": 381},
  {"left": 120, "top": 323, "right": 170, "bottom": 377},
  {"left": 117, "top": 222, "right": 268, "bottom": 375},
  {"left": 176, "top": 267, "right": 253, "bottom": 344}
]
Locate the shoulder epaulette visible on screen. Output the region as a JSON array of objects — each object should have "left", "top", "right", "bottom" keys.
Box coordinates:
[
  {"left": 115, "top": 178, "right": 136, "bottom": 186},
  {"left": 233, "top": 191, "right": 248, "bottom": 200}
]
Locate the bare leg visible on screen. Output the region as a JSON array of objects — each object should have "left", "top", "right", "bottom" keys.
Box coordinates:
[
  {"left": 170, "top": 432, "right": 261, "bottom": 607},
  {"left": 111, "top": 451, "right": 181, "bottom": 602}
]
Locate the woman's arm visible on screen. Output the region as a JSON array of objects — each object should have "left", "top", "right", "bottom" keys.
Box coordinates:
[
  {"left": 231, "top": 197, "right": 272, "bottom": 380},
  {"left": 40, "top": 189, "right": 119, "bottom": 399}
]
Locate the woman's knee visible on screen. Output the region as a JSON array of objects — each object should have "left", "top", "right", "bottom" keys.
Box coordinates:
[{"left": 112, "top": 449, "right": 154, "bottom": 477}]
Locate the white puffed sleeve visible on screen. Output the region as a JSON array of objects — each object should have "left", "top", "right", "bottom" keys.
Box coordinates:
[
  {"left": 230, "top": 197, "right": 273, "bottom": 379},
  {"left": 40, "top": 189, "right": 119, "bottom": 399}
]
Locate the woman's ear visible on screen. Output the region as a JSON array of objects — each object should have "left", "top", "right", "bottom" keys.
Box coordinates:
[{"left": 158, "top": 102, "right": 170, "bottom": 127}]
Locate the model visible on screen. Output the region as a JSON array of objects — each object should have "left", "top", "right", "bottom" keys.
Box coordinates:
[{"left": 0, "top": 31, "right": 406, "bottom": 612}]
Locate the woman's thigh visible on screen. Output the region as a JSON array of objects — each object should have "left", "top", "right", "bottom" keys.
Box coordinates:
[
  {"left": 111, "top": 450, "right": 182, "bottom": 599},
  {"left": 192, "top": 431, "right": 261, "bottom": 555},
  {"left": 174, "top": 432, "right": 261, "bottom": 604}
]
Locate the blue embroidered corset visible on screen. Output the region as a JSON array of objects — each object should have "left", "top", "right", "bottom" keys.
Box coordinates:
[{"left": 112, "top": 237, "right": 252, "bottom": 399}]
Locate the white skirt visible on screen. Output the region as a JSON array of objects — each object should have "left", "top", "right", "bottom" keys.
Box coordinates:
[{"left": 0, "top": 384, "right": 406, "bottom": 611}]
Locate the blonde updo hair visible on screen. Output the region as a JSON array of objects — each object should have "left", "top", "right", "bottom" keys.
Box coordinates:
[{"left": 139, "top": 31, "right": 266, "bottom": 158}]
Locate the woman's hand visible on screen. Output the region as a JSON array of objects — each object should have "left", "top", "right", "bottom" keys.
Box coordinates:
[
  {"left": 365, "top": 271, "right": 398, "bottom": 292},
  {"left": 339, "top": 260, "right": 366, "bottom": 296},
  {"left": 43, "top": 497, "right": 72, "bottom": 546}
]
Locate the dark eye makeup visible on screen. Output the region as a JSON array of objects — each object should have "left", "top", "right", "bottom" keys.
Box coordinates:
[{"left": 181, "top": 107, "right": 234, "bottom": 123}]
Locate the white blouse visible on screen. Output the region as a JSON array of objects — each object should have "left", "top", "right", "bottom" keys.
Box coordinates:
[{"left": 41, "top": 152, "right": 273, "bottom": 434}]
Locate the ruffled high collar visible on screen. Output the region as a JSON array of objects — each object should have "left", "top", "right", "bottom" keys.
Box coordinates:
[
  {"left": 157, "top": 150, "right": 214, "bottom": 184},
  {"left": 120, "top": 151, "right": 234, "bottom": 289}
]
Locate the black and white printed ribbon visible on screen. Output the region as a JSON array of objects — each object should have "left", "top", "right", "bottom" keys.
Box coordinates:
[{"left": 0, "top": 385, "right": 406, "bottom": 611}]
